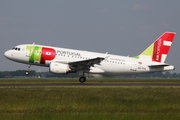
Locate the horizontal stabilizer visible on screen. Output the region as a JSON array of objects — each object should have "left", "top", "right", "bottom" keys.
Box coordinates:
[
  {"left": 148, "top": 63, "right": 175, "bottom": 71},
  {"left": 148, "top": 63, "right": 170, "bottom": 67}
]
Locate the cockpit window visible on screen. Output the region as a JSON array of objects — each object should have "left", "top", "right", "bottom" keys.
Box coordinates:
[{"left": 12, "top": 47, "right": 21, "bottom": 51}]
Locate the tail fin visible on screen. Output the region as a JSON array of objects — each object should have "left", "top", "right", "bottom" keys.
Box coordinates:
[{"left": 135, "top": 32, "right": 176, "bottom": 63}]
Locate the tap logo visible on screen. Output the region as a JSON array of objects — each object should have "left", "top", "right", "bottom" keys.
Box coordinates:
[
  {"left": 41, "top": 47, "right": 56, "bottom": 64},
  {"left": 26, "top": 46, "right": 56, "bottom": 64}
]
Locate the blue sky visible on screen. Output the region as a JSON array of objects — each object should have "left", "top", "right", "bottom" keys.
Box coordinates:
[{"left": 1, "top": 0, "right": 180, "bottom": 72}]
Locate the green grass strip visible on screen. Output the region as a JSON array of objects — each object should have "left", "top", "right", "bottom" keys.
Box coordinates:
[{"left": 0, "top": 87, "right": 180, "bottom": 119}]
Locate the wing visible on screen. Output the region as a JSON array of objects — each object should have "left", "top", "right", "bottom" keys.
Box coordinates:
[
  {"left": 54, "top": 56, "right": 108, "bottom": 72},
  {"left": 68, "top": 57, "right": 104, "bottom": 71}
]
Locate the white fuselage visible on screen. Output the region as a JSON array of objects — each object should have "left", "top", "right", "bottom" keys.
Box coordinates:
[{"left": 4, "top": 44, "right": 174, "bottom": 75}]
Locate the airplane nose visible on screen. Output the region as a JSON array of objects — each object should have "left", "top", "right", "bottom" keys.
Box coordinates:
[{"left": 4, "top": 50, "right": 11, "bottom": 59}]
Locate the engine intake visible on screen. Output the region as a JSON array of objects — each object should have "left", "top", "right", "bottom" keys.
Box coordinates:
[{"left": 49, "top": 62, "right": 69, "bottom": 74}]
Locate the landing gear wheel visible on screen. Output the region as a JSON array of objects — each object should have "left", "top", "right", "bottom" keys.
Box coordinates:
[
  {"left": 79, "top": 77, "right": 86, "bottom": 83},
  {"left": 25, "top": 71, "right": 29, "bottom": 76},
  {"left": 25, "top": 64, "right": 31, "bottom": 76}
]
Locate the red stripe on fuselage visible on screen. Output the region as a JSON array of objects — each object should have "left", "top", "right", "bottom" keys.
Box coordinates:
[{"left": 40, "top": 47, "right": 56, "bottom": 64}]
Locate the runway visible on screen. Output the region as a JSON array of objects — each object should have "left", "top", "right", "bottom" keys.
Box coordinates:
[{"left": 0, "top": 83, "right": 180, "bottom": 87}]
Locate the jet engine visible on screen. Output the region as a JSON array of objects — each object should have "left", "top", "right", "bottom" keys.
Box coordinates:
[{"left": 49, "top": 62, "right": 70, "bottom": 74}]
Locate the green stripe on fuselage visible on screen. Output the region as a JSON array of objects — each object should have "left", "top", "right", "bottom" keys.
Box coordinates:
[{"left": 26, "top": 46, "right": 42, "bottom": 63}]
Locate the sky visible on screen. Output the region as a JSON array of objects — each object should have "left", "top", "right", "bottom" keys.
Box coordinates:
[{"left": 1, "top": 0, "right": 180, "bottom": 73}]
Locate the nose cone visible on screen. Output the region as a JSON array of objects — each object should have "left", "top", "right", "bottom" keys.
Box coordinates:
[{"left": 4, "top": 50, "right": 11, "bottom": 59}]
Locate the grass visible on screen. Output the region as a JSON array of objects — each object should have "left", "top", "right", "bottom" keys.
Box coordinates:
[{"left": 0, "top": 86, "right": 180, "bottom": 119}]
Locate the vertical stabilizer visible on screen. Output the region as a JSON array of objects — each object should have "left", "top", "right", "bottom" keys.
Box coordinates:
[{"left": 135, "top": 32, "right": 176, "bottom": 63}]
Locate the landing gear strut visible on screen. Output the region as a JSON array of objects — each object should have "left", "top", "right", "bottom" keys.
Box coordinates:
[
  {"left": 79, "top": 72, "right": 86, "bottom": 83},
  {"left": 25, "top": 64, "right": 31, "bottom": 75}
]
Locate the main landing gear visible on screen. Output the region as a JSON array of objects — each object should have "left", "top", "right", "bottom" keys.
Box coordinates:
[
  {"left": 79, "top": 76, "right": 86, "bottom": 83},
  {"left": 25, "top": 64, "right": 31, "bottom": 75},
  {"left": 79, "top": 72, "right": 86, "bottom": 83}
]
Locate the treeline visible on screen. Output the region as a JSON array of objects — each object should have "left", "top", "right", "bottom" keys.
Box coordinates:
[
  {"left": 0, "top": 70, "right": 36, "bottom": 78},
  {"left": 0, "top": 70, "right": 180, "bottom": 78},
  {"left": 0, "top": 70, "right": 78, "bottom": 78}
]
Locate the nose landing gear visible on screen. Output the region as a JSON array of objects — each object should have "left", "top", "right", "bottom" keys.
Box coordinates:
[{"left": 25, "top": 64, "right": 31, "bottom": 75}]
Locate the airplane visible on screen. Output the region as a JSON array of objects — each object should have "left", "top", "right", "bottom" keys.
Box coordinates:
[{"left": 4, "top": 32, "right": 176, "bottom": 83}]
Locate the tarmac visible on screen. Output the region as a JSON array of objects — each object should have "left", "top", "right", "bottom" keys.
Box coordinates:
[{"left": 0, "top": 83, "right": 180, "bottom": 87}]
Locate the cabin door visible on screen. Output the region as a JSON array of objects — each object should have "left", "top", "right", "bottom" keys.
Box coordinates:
[{"left": 131, "top": 60, "right": 137, "bottom": 71}]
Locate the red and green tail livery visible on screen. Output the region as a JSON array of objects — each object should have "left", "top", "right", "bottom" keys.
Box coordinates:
[{"left": 135, "top": 32, "right": 175, "bottom": 63}]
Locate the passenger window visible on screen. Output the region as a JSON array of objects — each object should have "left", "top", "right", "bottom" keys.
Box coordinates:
[{"left": 18, "top": 48, "right": 20, "bottom": 51}]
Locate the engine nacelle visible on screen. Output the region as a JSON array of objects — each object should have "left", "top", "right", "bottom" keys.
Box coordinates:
[{"left": 49, "top": 62, "right": 69, "bottom": 74}]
